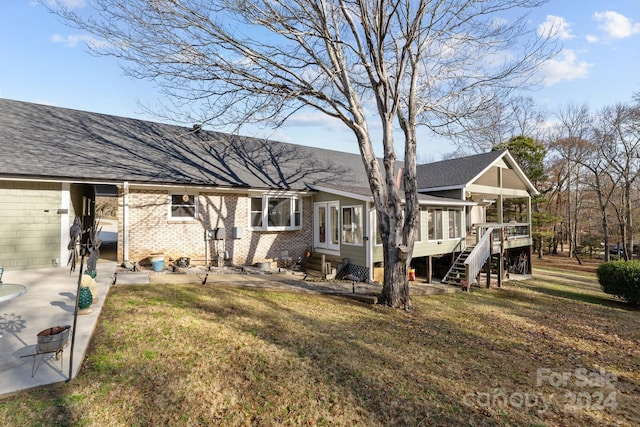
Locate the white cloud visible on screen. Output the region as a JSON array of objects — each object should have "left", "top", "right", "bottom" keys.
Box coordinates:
[
  {"left": 585, "top": 34, "right": 599, "bottom": 43},
  {"left": 50, "top": 33, "right": 108, "bottom": 49},
  {"left": 594, "top": 11, "right": 640, "bottom": 39},
  {"left": 539, "top": 49, "right": 591, "bottom": 86},
  {"left": 538, "top": 15, "right": 574, "bottom": 40}
]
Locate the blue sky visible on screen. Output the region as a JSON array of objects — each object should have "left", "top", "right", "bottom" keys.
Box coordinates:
[{"left": 1, "top": 0, "right": 639, "bottom": 159}]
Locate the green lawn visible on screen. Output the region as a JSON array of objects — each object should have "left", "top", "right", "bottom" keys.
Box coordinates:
[{"left": 1, "top": 268, "right": 638, "bottom": 426}]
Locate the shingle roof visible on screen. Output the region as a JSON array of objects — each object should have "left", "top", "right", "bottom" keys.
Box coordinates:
[
  {"left": 0, "top": 97, "right": 368, "bottom": 190},
  {"left": 308, "top": 183, "right": 472, "bottom": 206},
  {"left": 0, "top": 98, "right": 518, "bottom": 196},
  {"left": 416, "top": 150, "right": 506, "bottom": 189}
]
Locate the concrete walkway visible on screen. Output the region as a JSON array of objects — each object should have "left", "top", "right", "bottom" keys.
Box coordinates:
[
  {"left": 0, "top": 262, "right": 458, "bottom": 399},
  {"left": 0, "top": 262, "right": 116, "bottom": 398}
]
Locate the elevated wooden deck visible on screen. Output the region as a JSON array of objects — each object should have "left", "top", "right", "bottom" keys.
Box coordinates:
[{"left": 444, "top": 223, "right": 533, "bottom": 289}]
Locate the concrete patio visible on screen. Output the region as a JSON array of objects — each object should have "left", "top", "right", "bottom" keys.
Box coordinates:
[{"left": 0, "top": 262, "right": 117, "bottom": 398}]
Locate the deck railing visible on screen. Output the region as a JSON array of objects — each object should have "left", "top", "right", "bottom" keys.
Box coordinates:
[{"left": 476, "top": 222, "right": 530, "bottom": 242}]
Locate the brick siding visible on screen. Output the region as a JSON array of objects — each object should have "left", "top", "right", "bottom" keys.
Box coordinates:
[{"left": 117, "top": 189, "right": 313, "bottom": 267}]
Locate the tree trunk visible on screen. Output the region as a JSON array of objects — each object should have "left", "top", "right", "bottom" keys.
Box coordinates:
[
  {"left": 379, "top": 244, "right": 410, "bottom": 309},
  {"left": 625, "top": 182, "right": 633, "bottom": 260}
]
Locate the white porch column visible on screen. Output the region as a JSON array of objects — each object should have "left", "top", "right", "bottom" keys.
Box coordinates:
[{"left": 497, "top": 167, "right": 504, "bottom": 224}]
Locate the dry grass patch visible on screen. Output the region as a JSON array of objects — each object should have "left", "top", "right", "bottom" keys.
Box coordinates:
[{"left": 0, "top": 269, "right": 638, "bottom": 426}]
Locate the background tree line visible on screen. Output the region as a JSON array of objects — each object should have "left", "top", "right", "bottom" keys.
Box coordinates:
[{"left": 455, "top": 93, "right": 640, "bottom": 263}]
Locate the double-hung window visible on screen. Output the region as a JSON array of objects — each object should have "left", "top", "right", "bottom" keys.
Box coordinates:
[
  {"left": 170, "top": 193, "right": 197, "bottom": 219},
  {"left": 342, "top": 206, "right": 363, "bottom": 245},
  {"left": 448, "top": 209, "right": 462, "bottom": 239},
  {"left": 250, "top": 195, "right": 301, "bottom": 231},
  {"left": 427, "top": 208, "right": 443, "bottom": 240},
  {"left": 415, "top": 208, "right": 423, "bottom": 242}
]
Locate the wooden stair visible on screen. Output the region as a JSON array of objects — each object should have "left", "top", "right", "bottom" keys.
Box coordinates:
[
  {"left": 442, "top": 246, "right": 474, "bottom": 287},
  {"left": 300, "top": 253, "right": 346, "bottom": 279}
]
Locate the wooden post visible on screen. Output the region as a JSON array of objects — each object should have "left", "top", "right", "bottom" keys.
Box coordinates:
[
  {"left": 484, "top": 257, "right": 490, "bottom": 288},
  {"left": 321, "top": 254, "right": 326, "bottom": 279},
  {"left": 464, "top": 263, "right": 470, "bottom": 291},
  {"left": 426, "top": 256, "right": 432, "bottom": 284},
  {"left": 498, "top": 251, "right": 504, "bottom": 287}
]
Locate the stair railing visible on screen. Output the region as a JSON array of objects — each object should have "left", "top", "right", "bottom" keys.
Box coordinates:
[{"left": 464, "top": 227, "right": 494, "bottom": 287}]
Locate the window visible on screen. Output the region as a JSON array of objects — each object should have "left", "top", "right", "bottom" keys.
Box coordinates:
[
  {"left": 250, "top": 197, "right": 263, "bottom": 227},
  {"left": 250, "top": 195, "right": 301, "bottom": 230},
  {"left": 415, "top": 208, "right": 423, "bottom": 242},
  {"left": 342, "top": 206, "right": 363, "bottom": 245},
  {"left": 170, "top": 194, "right": 197, "bottom": 219},
  {"left": 427, "top": 208, "right": 443, "bottom": 240},
  {"left": 267, "top": 197, "right": 291, "bottom": 227},
  {"left": 448, "top": 209, "right": 462, "bottom": 239},
  {"left": 330, "top": 205, "right": 340, "bottom": 245},
  {"left": 294, "top": 198, "right": 301, "bottom": 229},
  {"left": 375, "top": 213, "right": 382, "bottom": 246}
]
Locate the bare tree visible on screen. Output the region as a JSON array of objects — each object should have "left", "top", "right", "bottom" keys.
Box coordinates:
[
  {"left": 577, "top": 120, "right": 618, "bottom": 261},
  {"left": 49, "top": 0, "right": 557, "bottom": 308},
  {"left": 453, "top": 96, "right": 549, "bottom": 153},
  {"left": 548, "top": 104, "right": 592, "bottom": 262},
  {"left": 601, "top": 103, "right": 640, "bottom": 260}
]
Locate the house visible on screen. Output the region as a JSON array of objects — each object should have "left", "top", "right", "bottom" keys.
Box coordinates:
[{"left": 0, "top": 98, "right": 535, "bottom": 285}]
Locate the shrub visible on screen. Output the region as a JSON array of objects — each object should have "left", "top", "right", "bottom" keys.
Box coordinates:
[{"left": 597, "top": 260, "right": 640, "bottom": 306}]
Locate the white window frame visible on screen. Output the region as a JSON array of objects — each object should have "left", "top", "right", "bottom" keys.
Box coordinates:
[
  {"left": 249, "top": 195, "right": 302, "bottom": 231},
  {"left": 427, "top": 208, "right": 443, "bottom": 241},
  {"left": 342, "top": 205, "right": 363, "bottom": 246},
  {"left": 314, "top": 201, "right": 340, "bottom": 251},
  {"left": 168, "top": 192, "right": 198, "bottom": 221},
  {"left": 374, "top": 211, "right": 382, "bottom": 246},
  {"left": 448, "top": 209, "right": 462, "bottom": 239},
  {"left": 415, "top": 208, "right": 423, "bottom": 242}
]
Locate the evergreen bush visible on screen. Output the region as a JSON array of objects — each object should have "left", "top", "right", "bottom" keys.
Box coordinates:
[{"left": 597, "top": 260, "right": 640, "bottom": 306}]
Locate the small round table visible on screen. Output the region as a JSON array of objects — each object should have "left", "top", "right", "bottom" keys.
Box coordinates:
[
  {"left": 0, "top": 283, "right": 27, "bottom": 338},
  {"left": 0, "top": 283, "right": 27, "bottom": 303}
]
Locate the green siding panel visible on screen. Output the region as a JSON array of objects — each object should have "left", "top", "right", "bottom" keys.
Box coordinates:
[{"left": 0, "top": 181, "right": 62, "bottom": 270}]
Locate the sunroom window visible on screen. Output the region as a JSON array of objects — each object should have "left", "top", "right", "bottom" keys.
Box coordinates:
[
  {"left": 427, "top": 208, "right": 443, "bottom": 240},
  {"left": 342, "top": 206, "right": 363, "bottom": 245},
  {"left": 415, "top": 208, "right": 423, "bottom": 242},
  {"left": 170, "top": 193, "right": 197, "bottom": 219},
  {"left": 250, "top": 195, "right": 301, "bottom": 230},
  {"left": 448, "top": 209, "right": 462, "bottom": 239}
]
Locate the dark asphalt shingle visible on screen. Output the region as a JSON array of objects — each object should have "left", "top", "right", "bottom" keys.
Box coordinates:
[
  {"left": 1, "top": 98, "right": 511, "bottom": 197},
  {"left": 0, "top": 98, "right": 366, "bottom": 190},
  {"left": 416, "top": 150, "right": 506, "bottom": 189}
]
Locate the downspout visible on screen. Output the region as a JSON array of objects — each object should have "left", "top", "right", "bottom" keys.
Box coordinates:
[
  {"left": 58, "top": 183, "right": 71, "bottom": 267},
  {"left": 123, "top": 181, "right": 130, "bottom": 262}
]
